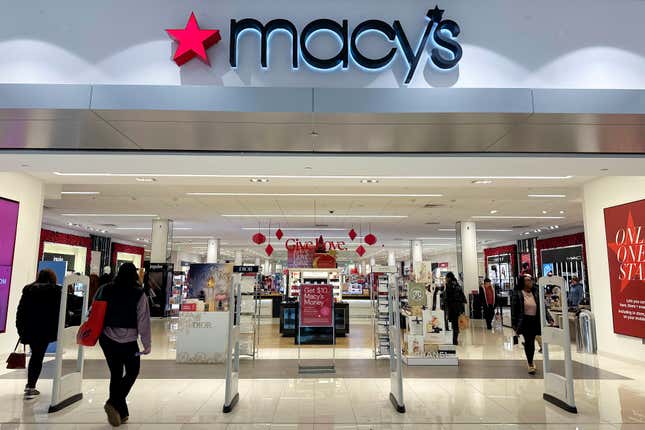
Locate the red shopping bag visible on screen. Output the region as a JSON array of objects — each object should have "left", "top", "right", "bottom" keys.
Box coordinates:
[{"left": 76, "top": 287, "right": 108, "bottom": 346}]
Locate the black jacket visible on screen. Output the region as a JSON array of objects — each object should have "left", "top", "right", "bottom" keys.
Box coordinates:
[
  {"left": 511, "top": 287, "right": 553, "bottom": 335},
  {"left": 16, "top": 282, "right": 62, "bottom": 344},
  {"left": 444, "top": 279, "right": 467, "bottom": 319}
]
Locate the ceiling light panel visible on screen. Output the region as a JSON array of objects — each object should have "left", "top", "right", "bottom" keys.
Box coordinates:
[
  {"left": 222, "top": 214, "right": 408, "bottom": 219},
  {"left": 188, "top": 192, "right": 443, "bottom": 197}
]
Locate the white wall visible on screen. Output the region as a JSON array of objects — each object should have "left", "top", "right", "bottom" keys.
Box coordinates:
[
  {"left": 0, "top": 0, "right": 644, "bottom": 89},
  {"left": 0, "top": 173, "right": 44, "bottom": 353},
  {"left": 583, "top": 176, "right": 645, "bottom": 361}
]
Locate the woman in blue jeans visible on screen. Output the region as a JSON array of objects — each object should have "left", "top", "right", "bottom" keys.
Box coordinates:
[{"left": 98, "top": 263, "right": 151, "bottom": 427}]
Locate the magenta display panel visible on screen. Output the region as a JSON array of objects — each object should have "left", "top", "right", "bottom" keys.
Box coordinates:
[{"left": 0, "top": 197, "right": 19, "bottom": 333}]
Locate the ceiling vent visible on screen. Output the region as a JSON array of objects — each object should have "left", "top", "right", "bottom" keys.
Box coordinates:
[
  {"left": 423, "top": 203, "right": 444, "bottom": 208},
  {"left": 99, "top": 223, "right": 118, "bottom": 227},
  {"left": 425, "top": 222, "right": 440, "bottom": 225},
  {"left": 315, "top": 224, "right": 329, "bottom": 227}
]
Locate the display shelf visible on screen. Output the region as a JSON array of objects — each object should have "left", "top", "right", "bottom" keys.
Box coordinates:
[{"left": 287, "top": 268, "right": 342, "bottom": 300}]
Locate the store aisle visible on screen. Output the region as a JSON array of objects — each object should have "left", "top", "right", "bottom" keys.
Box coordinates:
[{"left": 1, "top": 375, "right": 645, "bottom": 428}]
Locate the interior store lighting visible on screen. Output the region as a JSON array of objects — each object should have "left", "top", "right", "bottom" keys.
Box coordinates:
[
  {"left": 222, "top": 214, "right": 408, "bottom": 219},
  {"left": 439, "top": 228, "right": 513, "bottom": 232},
  {"left": 53, "top": 172, "right": 574, "bottom": 180},
  {"left": 61, "top": 213, "right": 158, "bottom": 217},
  {"left": 115, "top": 227, "right": 193, "bottom": 230},
  {"left": 472, "top": 215, "right": 565, "bottom": 219},
  {"left": 187, "top": 192, "right": 444, "bottom": 197},
  {"left": 240, "top": 227, "right": 346, "bottom": 231},
  {"left": 60, "top": 191, "right": 100, "bottom": 195},
  {"left": 527, "top": 194, "right": 567, "bottom": 198}
]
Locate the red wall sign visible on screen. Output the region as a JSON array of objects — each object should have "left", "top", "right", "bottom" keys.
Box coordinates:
[
  {"left": 299, "top": 284, "right": 333, "bottom": 327},
  {"left": 603, "top": 199, "right": 645, "bottom": 339}
]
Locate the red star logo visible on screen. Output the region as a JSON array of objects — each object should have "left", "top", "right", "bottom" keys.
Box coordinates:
[
  {"left": 607, "top": 210, "right": 639, "bottom": 292},
  {"left": 166, "top": 12, "right": 221, "bottom": 66}
]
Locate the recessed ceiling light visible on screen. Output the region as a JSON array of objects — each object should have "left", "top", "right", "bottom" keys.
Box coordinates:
[
  {"left": 559, "top": 210, "right": 565, "bottom": 214},
  {"left": 542, "top": 210, "right": 548, "bottom": 214},
  {"left": 360, "top": 179, "right": 379, "bottom": 184},
  {"left": 472, "top": 180, "right": 493, "bottom": 184},
  {"left": 438, "top": 228, "right": 457, "bottom": 232},
  {"left": 250, "top": 178, "right": 269, "bottom": 183},
  {"left": 135, "top": 177, "right": 156, "bottom": 182},
  {"left": 528, "top": 194, "right": 566, "bottom": 198},
  {"left": 478, "top": 229, "right": 514, "bottom": 232},
  {"left": 60, "top": 191, "right": 101, "bottom": 195},
  {"left": 489, "top": 210, "right": 498, "bottom": 214}
]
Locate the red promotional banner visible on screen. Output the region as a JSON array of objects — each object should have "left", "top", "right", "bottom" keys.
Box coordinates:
[
  {"left": 603, "top": 199, "right": 645, "bottom": 339},
  {"left": 299, "top": 284, "right": 333, "bottom": 327}
]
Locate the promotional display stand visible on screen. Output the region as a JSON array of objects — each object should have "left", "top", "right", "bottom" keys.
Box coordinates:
[
  {"left": 538, "top": 276, "right": 577, "bottom": 414},
  {"left": 49, "top": 274, "right": 89, "bottom": 413},
  {"left": 297, "top": 284, "right": 335, "bottom": 374}
]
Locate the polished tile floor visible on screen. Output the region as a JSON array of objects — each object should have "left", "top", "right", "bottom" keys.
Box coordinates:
[{"left": 0, "top": 318, "right": 644, "bottom": 429}]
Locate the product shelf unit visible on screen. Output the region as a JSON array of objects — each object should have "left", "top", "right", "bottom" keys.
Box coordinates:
[
  {"left": 287, "top": 268, "right": 342, "bottom": 300},
  {"left": 239, "top": 274, "right": 259, "bottom": 359}
]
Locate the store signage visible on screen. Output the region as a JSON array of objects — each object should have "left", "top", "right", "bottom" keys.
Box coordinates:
[
  {"left": 169, "top": 5, "right": 461, "bottom": 84},
  {"left": 0, "top": 198, "right": 19, "bottom": 333},
  {"left": 285, "top": 238, "right": 347, "bottom": 251},
  {"left": 233, "top": 265, "right": 259, "bottom": 273},
  {"left": 603, "top": 199, "right": 645, "bottom": 339},
  {"left": 300, "top": 284, "right": 333, "bottom": 327}
]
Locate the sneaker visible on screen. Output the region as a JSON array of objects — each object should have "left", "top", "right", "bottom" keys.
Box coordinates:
[
  {"left": 528, "top": 364, "right": 537, "bottom": 375},
  {"left": 121, "top": 416, "right": 129, "bottom": 424},
  {"left": 24, "top": 388, "right": 40, "bottom": 400},
  {"left": 104, "top": 402, "right": 122, "bottom": 427}
]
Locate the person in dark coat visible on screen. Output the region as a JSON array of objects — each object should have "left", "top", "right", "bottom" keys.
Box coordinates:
[
  {"left": 16, "top": 269, "right": 62, "bottom": 399},
  {"left": 443, "top": 272, "right": 467, "bottom": 346},
  {"left": 511, "top": 274, "right": 552, "bottom": 374}
]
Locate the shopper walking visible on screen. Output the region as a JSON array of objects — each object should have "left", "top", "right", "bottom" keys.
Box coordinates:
[
  {"left": 444, "top": 272, "right": 467, "bottom": 346},
  {"left": 568, "top": 276, "right": 584, "bottom": 308},
  {"left": 512, "top": 274, "right": 543, "bottom": 375},
  {"left": 15, "top": 269, "right": 61, "bottom": 400},
  {"left": 479, "top": 278, "right": 496, "bottom": 330},
  {"left": 99, "top": 263, "right": 151, "bottom": 427}
]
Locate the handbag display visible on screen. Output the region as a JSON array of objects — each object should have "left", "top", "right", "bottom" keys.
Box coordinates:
[
  {"left": 76, "top": 287, "right": 107, "bottom": 347},
  {"left": 6, "top": 340, "right": 26, "bottom": 370},
  {"left": 458, "top": 313, "right": 470, "bottom": 330}
]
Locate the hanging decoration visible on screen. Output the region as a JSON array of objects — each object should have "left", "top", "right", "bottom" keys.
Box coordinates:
[
  {"left": 355, "top": 245, "right": 366, "bottom": 257},
  {"left": 275, "top": 227, "right": 284, "bottom": 240},
  {"left": 252, "top": 232, "right": 266, "bottom": 245},
  {"left": 265, "top": 243, "right": 274, "bottom": 256},
  {"left": 348, "top": 228, "right": 357, "bottom": 241},
  {"left": 364, "top": 233, "right": 377, "bottom": 246}
]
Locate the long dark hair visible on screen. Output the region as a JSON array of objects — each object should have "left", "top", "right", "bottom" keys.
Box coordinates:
[
  {"left": 445, "top": 271, "right": 458, "bottom": 285},
  {"left": 114, "top": 263, "right": 140, "bottom": 288}
]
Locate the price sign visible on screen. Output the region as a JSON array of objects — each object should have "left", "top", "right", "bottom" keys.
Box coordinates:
[{"left": 299, "top": 284, "right": 333, "bottom": 327}]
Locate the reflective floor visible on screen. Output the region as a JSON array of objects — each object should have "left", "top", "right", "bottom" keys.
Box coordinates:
[{"left": 1, "top": 318, "right": 644, "bottom": 429}]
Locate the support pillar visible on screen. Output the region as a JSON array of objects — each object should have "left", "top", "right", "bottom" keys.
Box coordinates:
[
  {"left": 410, "top": 240, "right": 423, "bottom": 280},
  {"left": 207, "top": 238, "right": 220, "bottom": 264},
  {"left": 234, "top": 250, "right": 243, "bottom": 265},
  {"left": 151, "top": 219, "right": 172, "bottom": 263},
  {"left": 456, "top": 221, "right": 478, "bottom": 293},
  {"left": 369, "top": 257, "right": 376, "bottom": 272}
]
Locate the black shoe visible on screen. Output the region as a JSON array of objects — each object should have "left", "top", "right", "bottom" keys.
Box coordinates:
[
  {"left": 104, "top": 402, "right": 122, "bottom": 427},
  {"left": 24, "top": 388, "right": 40, "bottom": 400}
]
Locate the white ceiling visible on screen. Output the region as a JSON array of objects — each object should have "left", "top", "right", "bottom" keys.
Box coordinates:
[{"left": 2, "top": 151, "right": 644, "bottom": 263}]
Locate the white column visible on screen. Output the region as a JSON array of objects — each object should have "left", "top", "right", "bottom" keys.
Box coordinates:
[
  {"left": 255, "top": 257, "right": 261, "bottom": 266},
  {"left": 582, "top": 176, "right": 645, "bottom": 361},
  {"left": 234, "top": 250, "right": 243, "bottom": 265},
  {"left": 360, "top": 261, "right": 367, "bottom": 275},
  {"left": 0, "top": 173, "right": 44, "bottom": 352},
  {"left": 457, "top": 221, "right": 478, "bottom": 293},
  {"left": 151, "top": 219, "right": 172, "bottom": 263},
  {"left": 263, "top": 259, "right": 271, "bottom": 274},
  {"left": 410, "top": 240, "right": 423, "bottom": 279},
  {"left": 387, "top": 250, "right": 396, "bottom": 267},
  {"left": 206, "top": 238, "right": 220, "bottom": 264}
]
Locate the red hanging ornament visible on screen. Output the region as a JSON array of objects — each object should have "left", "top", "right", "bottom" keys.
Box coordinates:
[
  {"left": 275, "top": 228, "right": 284, "bottom": 240},
  {"left": 252, "top": 232, "right": 266, "bottom": 245},
  {"left": 265, "top": 243, "right": 274, "bottom": 256},
  {"left": 355, "top": 245, "right": 366, "bottom": 257},
  {"left": 348, "top": 228, "right": 357, "bottom": 241},
  {"left": 364, "top": 233, "right": 377, "bottom": 246}
]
